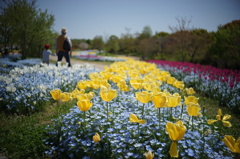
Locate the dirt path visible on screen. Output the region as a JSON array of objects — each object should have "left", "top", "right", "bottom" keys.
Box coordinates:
[{"left": 50, "top": 55, "right": 108, "bottom": 70}]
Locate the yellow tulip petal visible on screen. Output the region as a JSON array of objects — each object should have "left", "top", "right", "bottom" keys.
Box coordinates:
[
  {"left": 234, "top": 142, "right": 240, "bottom": 153},
  {"left": 216, "top": 115, "right": 221, "bottom": 120},
  {"left": 93, "top": 133, "right": 101, "bottom": 142},
  {"left": 130, "top": 114, "right": 139, "bottom": 122},
  {"left": 222, "top": 114, "right": 231, "bottom": 121},
  {"left": 222, "top": 121, "right": 232, "bottom": 127},
  {"left": 144, "top": 151, "right": 154, "bottom": 159},
  {"left": 217, "top": 109, "right": 222, "bottom": 116},
  {"left": 223, "top": 135, "right": 236, "bottom": 153},
  {"left": 207, "top": 119, "right": 218, "bottom": 125},
  {"left": 170, "top": 141, "right": 178, "bottom": 158},
  {"left": 138, "top": 119, "right": 146, "bottom": 124}
]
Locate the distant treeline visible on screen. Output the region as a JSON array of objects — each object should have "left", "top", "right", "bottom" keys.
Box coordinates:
[
  {"left": 73, "top": 20, "right": 240, "bottom": 70},
  {"left": 0, "top": 0, "right": 239, "bottom": 70}
]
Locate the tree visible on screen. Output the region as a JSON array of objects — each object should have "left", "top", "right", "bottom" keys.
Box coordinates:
[
  {"left": 0, "top": 11, "right": 14, "bottom": 50},
  {"left": 208, "top": 20, "right": 240, "bottom": 69},
  {"left": 168, "top": 16, "right": 193, "bottom": 62},
  {"left": 105, "top": 35, "right": 119, "bottom": 54},
  {"left": 164, "top": 29, "right": 211, "bottom": 62},
  {"left": 189, "top": 29, "right": 211, "bottom": 62},
  {"left": 153, "top": 32, "right": 170, "bottom": 60},
  {"left": 138, "top": 25, "right": 153, "bottom": 39},
  {"left": 0, "top": 0, "right": 55, "bottom": 59},
  {"left": 119, "top": 28, "right": 136, "bottom": 56},
  {"left": 91, "top": 35, "right": 104, "bottom": 51},
  {"left": 137, "top": 38, "right": 159, "bottom": 60}
]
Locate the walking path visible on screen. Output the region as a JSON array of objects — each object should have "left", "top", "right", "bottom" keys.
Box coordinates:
[
  {"left": 50, "top": 55, "right": 108, "bottom": 70},
  {"left": 50, "top": 55, "right": 140, "bottom": 70}
]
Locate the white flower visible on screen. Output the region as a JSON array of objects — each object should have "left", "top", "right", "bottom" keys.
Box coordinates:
[
  {"left": 6, "top": 84, "right": 16, "bottom": 92},
  {"left": 5, "top": 78, "right": 12, "bottom": 84},
  {"left": 18, "top": 83, "right": 23, "bottom": 88}
]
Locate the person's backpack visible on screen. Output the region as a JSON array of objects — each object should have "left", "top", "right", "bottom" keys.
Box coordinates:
[{"left": 63, "top": 37, "right": 71, "bottom": 51}]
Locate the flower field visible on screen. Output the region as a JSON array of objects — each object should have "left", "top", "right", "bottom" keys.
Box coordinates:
[
  {"left": 0, "top": 58, "right": 98, "bottom": 114},
  {"left": 1, "top": 58, "right": 239, "bottom": 158},
  {"left": 147, "top": 60, "right": 240, "bottom": 115},
  {"left": 72, "top": 50, "right": 130, "bottom": 62},
  {"left": 73, "top": 54, "right": 127, "bottom": 62}
]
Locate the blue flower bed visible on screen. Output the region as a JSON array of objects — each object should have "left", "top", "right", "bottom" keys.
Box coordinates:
[{"left": 0, "top": 59, "right": 98, "bottom": 114}]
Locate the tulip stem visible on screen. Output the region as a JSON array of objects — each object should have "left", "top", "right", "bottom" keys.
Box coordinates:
[
  {"left": 202, "top": 107, "right": 205, "bottom": 136},
  {"left": 158, "top": 108, "right": 161, "bottom": 127},
  {"left": 106, "top": 102, "right": 108, "bottom": 121},
  {"left": 138, "top": 123, "right": 140, "bottom": 138},
  {"left": 180, "top": 105, "right": 183, "bottom": 120},
  {"left": 142, "top": 103, "right": 145, "bottom": 118},
  {"left": 192, "top": 116, "right": 194, "bottom": 131},
  {"left": 170, "top": 107, "right": 173, "bottom": 120},
  {"left": 83, "top": 111, "right": 86, "bottom": 130},
  {"left": 188, "top": 116, "right": 191, "bottom": 130}
]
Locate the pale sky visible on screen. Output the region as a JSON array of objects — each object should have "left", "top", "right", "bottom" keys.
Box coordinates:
[{"left": 36, "top": 0, "right": 240, "bottom": 39}]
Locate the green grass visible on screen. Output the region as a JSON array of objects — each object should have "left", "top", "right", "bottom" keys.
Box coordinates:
[
  {"left": 197, "top": 94, "right": 240, "bottom": 138},
  {"left": 0, "top": 100, "right": 76, "bottom": 159}
]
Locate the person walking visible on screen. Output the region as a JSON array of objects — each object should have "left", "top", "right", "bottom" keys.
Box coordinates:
[{"left": 55, "top": 28, "right": 72, "bottom": 67}]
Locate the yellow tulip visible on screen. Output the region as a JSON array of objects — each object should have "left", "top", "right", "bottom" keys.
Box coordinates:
[
  {"left": 184, "top": 96, "right": 199, "bottom": 106},
  {"left": 92, "top": 133, "right": 101, "bottom": 142},
  {"left": 61, "top": 92, "right": 72, "bottom": 102},
  {"left": 152, "top": 93, "right": 167, "bottom": 108},
  {"left": 100, "top": 86, "right": 117, "bottom": 102},
  {"left": 136, "top": 91, "right": 151, "bottom": 104},
  {"left": 173, "top": 80, "right": 185, "bottom": 90},
  {"left": 130, "top": 78, "right": 143, "bottom": 90},
  {"left": 76, "top": 94, "right": 89, "bottom": 101},
  {"left": 167, "top": 94, "right": 180, "bottom": 107},
  {"left": 186, "top": 103, "right": 201, "bottom": 116},
  {"left": 50, "top": 89, "right": 62, "bottom": 100},
  {"left": 166, "top": 121, "right": 186, "bottom": 158},
  {"left": 77, "top": 80, "right": 87, "bottom": 89},
  {"left": 90, "top": 80, "right": 100, "bottom": 89},
  {"left": 129, "top": 114, "right": 146, "bottom": 124},
  {"left": 71, "top": 88, "right": 85, "bottom": 98},
  {"left": 143, "top": 82, "right": 154, "bottom": 91},
  {"left": 222, "top": 135, "right": 240, "bottom": 153},
  {"left": 128, "top": 70, "right": 141, "bottom": 78},
  {"left": 166, "top": 121, "right": 186, "bottom": 141},
  {"left": 77, "top": 99, "right": 92, "bottom": 111},
  {"left": 110, "top": 74, "right": 123, "bottom": 83},
  {"left": 185, "top": 87, "right": 196, "bottom": 95},
  {"left": 100, "top": 71, "right": 113, "bottom": 80},
  {"left": 87, "top": 92, "right": 95, "bottom": 100},
  {"left": 117, "top": 80, "right": 130, "bottom": 91},
  {"left": 207, "top": 109, "right": 232, "bottom": 127},
  {"left": 167, "top": 76, "right": 176, "bottom": 85},
  {"left": 144, "top": 151, "right": 154, "bottom": 159},
  {"left": 173, "top": 93, "right": 181, "bottom": 105}
]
